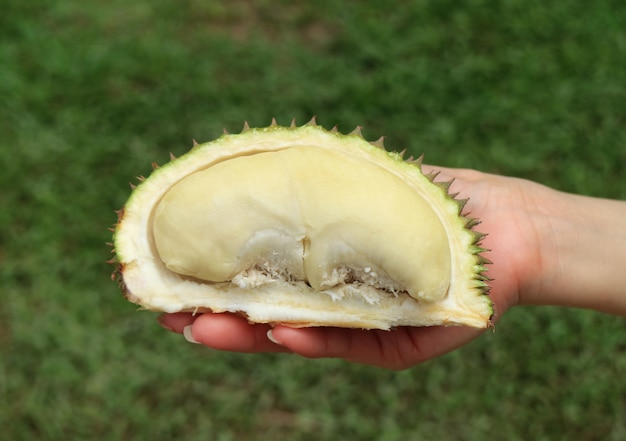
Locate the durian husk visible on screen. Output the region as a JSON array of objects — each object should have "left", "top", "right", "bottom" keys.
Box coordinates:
[{"left": 111, "top": 119, "right": 493, "bottom": 330}]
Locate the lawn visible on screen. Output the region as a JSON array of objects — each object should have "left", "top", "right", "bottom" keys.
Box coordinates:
[{"left": 1, "top": 0, "right": 625, "bottom": 440}]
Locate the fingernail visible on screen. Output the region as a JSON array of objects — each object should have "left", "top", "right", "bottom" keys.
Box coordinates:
[
  {"left": 183, "top": 325, "right": 201, "bottom": 344},
  {"left": 267, "top": 329, "right": 284, "bottom": 346}
]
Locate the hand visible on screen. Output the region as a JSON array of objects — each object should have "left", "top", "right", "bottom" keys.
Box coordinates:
[{"left": 158, "top": 166, "right": 549, "bottom": 370}]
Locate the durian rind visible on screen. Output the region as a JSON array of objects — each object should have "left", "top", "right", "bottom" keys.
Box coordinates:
[{"left": 113, "top": 121, "right": 493, "bottom": 330}]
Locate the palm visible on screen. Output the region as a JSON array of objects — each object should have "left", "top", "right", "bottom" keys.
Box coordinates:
[{"left": 160, "top": 167, "right": 542, "bottom": 370}]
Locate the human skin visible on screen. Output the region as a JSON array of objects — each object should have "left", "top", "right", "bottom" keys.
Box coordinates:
[{"left": 157, "top": 166, "right": 626, "bottom": 370}]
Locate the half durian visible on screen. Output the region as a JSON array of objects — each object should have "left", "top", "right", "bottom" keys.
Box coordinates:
[{"left": 112, "top": 119, "right": 493, "bottom": 330}]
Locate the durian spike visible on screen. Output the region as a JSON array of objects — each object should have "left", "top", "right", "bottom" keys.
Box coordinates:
[
  {"left": 169, "top": 152, "right": 177, "bottom": 161},
  {"left": 465, "top": 218, "right": 481, "bottom": 229},
  {"left": 129, "top": 182, "right": 137, "bottom": 190},
  {"left": 222, "top": 128, "right": 230, "bottom": 135},
  {"left": 270, "top": 117, "right": 278, "bottom": 127},
  {"left": 469, "top": 245, "right": 482, "bottom": 253},
  {"left": 473, "top": 231, "right": 488, "bottom": 242},
  {"left": 242, "top": 121, "right": 251, "bottom": 133},
  {"left": 290, "top": 118, "right": 297, "bottom": 128},
  {"left": 434, "top": 179, "right": 454, "bottom": 193},
  {"left": 136, "top": 175, "right": 145, "bottom": 182},
  {"left": 406, "top": 154, "right": 425, "bottom": 167},
  {"left": 456, "top": 198, "right": 470, "bottom": 214},
  {"left": 476, "top": 271, "right": 492, "bottom": 281},
  {"left": 350, "top": 126, "right": 363, "bottom": 138},
  {"left": 151, "top": 162, "right": 160, "bottom": 170},
  {"left": 306, "top": 116, "right": 318, "bottom": 127},
  {"left": 425, "top": 170, "right": 441, "bottom": 182},
  {"left": 370, "top": 136, "right": 386, "bottom": 150},
  {"left": 477, "top": 255, "right": 493, "bottom": 265},
  {"left": 114, "top": 208, "right": 125, "bottom": 223},
  {"left": 192, "top": 139, "right": 200, "bottom": 147}
]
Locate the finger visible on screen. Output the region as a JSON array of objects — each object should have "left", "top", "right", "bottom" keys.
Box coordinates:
[
  {"left": 270, "top": 325, "right": 484, "bottom": 370},
  {"left": 189, "top": 313, "right": 291, "bottom": 354},
  {"left": 157, "top": 312, "right": 197, "bottom": 333}
]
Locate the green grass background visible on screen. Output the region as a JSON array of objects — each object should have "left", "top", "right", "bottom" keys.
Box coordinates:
[{"left": 1, "top": 0, "right": 625, "bottom": 439}]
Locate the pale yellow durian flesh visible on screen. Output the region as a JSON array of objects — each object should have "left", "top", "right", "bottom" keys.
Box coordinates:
[{"left": 113, "top": 121, "right": 493, "bottom": 330}]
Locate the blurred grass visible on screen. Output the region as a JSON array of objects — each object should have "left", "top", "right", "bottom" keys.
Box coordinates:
[{"left": 1, "top": 0, "right": 625, "bottom": 440}]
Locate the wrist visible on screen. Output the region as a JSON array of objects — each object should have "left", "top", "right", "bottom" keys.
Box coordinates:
[{"left": 521, "top": 188, "right": 626, "bottom": 315}]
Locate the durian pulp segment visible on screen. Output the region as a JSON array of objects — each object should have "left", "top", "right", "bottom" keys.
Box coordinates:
[{"left": 152, "top": 146, "right": 452, "bottom": 303}]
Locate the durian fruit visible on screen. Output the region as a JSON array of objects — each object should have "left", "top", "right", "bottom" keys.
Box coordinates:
[{"left": 112, "top": 119, "right": 493, "bottom": 330}]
